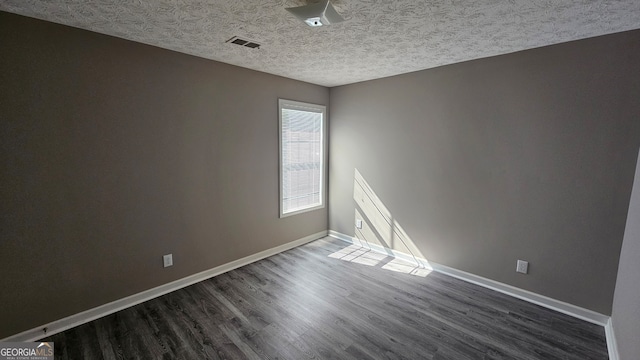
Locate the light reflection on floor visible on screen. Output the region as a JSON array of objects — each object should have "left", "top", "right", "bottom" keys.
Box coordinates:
[{"left": 328, "top": 244, "right": 432, "bottom": 277}]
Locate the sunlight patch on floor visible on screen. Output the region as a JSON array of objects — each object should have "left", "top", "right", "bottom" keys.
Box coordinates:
[
  {"left": 381, "top": 260, "right": 432, "bottom": 277},
  {"left": 328, "top": 244, "right": 432, "bottom": 277}
]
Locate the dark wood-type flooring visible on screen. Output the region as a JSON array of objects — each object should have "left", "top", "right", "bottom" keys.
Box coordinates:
[{"left": 46, "top": 237, "right": 609, "bottom": 359}]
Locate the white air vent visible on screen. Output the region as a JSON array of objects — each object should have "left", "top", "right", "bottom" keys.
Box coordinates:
[{"left": 226, "top": 36, "right": 261, "bottom": 49}]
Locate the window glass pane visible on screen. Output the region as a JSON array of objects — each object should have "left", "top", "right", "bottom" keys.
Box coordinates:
[{"left": 280, "top": 100, "right": 324, "bottom": 216}]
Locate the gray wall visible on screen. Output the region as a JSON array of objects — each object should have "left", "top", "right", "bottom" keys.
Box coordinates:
[
  {"left": 0, "top": 12, "right": 328, "bottom": 339},
  {"left": 611, "top": 150, "right": 640, "bottom": 360},
  {"left": 329, "top": 30, "right": 640, "bottom": 314}
]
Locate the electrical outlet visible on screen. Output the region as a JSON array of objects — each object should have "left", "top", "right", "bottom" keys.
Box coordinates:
[
  {"left": 356, "top": 219, "right": 363, "bottom": 229},
  {"left": 163, "top": 254, "right": 173, "bottom": 268},
  {"left": 516, "top": 260, "right": 528, "bottom": 274}
]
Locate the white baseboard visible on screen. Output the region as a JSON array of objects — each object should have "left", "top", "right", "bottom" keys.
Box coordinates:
[
  {"left": 328, "top": 230, "right": 609, "bottom": 326},
  {"left": 605, "top": 318, "right": 620, "bottom": 360},
  {"left": 2, "top": 230, "right": 327, "bottom": 342}
]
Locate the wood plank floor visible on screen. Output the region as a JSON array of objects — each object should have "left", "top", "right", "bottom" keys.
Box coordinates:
[{"left": 46, "top": 237, "right": 609, "bottom": 359}]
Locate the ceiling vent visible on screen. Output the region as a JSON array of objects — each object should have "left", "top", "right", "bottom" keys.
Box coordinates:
[
  {"left": 226, "top": 36, "right": 261, "bottom": 49},
  {"left": 286, "top": 0, "right": 345, "bottom": 27}
]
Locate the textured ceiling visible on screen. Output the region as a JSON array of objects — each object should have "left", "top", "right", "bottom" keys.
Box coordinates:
[{"left": 1, "top": 1, "right": 640, "bottom": 87}]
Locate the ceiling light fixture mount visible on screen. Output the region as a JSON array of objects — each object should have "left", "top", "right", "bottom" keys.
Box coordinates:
[{"left": 286, "top": 0, "right": 345, "bottom": 27}]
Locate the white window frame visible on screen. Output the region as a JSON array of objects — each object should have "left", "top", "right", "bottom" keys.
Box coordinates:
[{"left": 278, "top": 99, "right": 327, "bottom": 218}]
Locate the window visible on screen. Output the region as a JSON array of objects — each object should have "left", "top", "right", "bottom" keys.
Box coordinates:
[{"left": 279, "top": 99, "right": 326, "bottom": 217}]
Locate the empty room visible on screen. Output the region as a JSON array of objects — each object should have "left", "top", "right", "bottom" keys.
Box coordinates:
[{"left": 1, "top": 1, "right": 639, "bottom": 359}]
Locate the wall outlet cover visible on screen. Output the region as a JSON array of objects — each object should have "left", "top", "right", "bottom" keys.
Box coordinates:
[
  {"left": 163, "top": 254, "right": 173, "bottom": 268},
  {"left": 516, "top": 260, "right": 528, "bottom": 274},
  {"left": 356, "top": 219, "right": 363, "bottom": 229}
]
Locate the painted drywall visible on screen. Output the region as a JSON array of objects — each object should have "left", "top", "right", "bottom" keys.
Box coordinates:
[
  {"left": 611, "top": 149, "right": 640, "bottom": 359},
  {"left": 329, "top": 30, "right": 640, "bottom": 314},
  {"left": 0, "top": 11, "right": 328, "bottom": 339}
]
